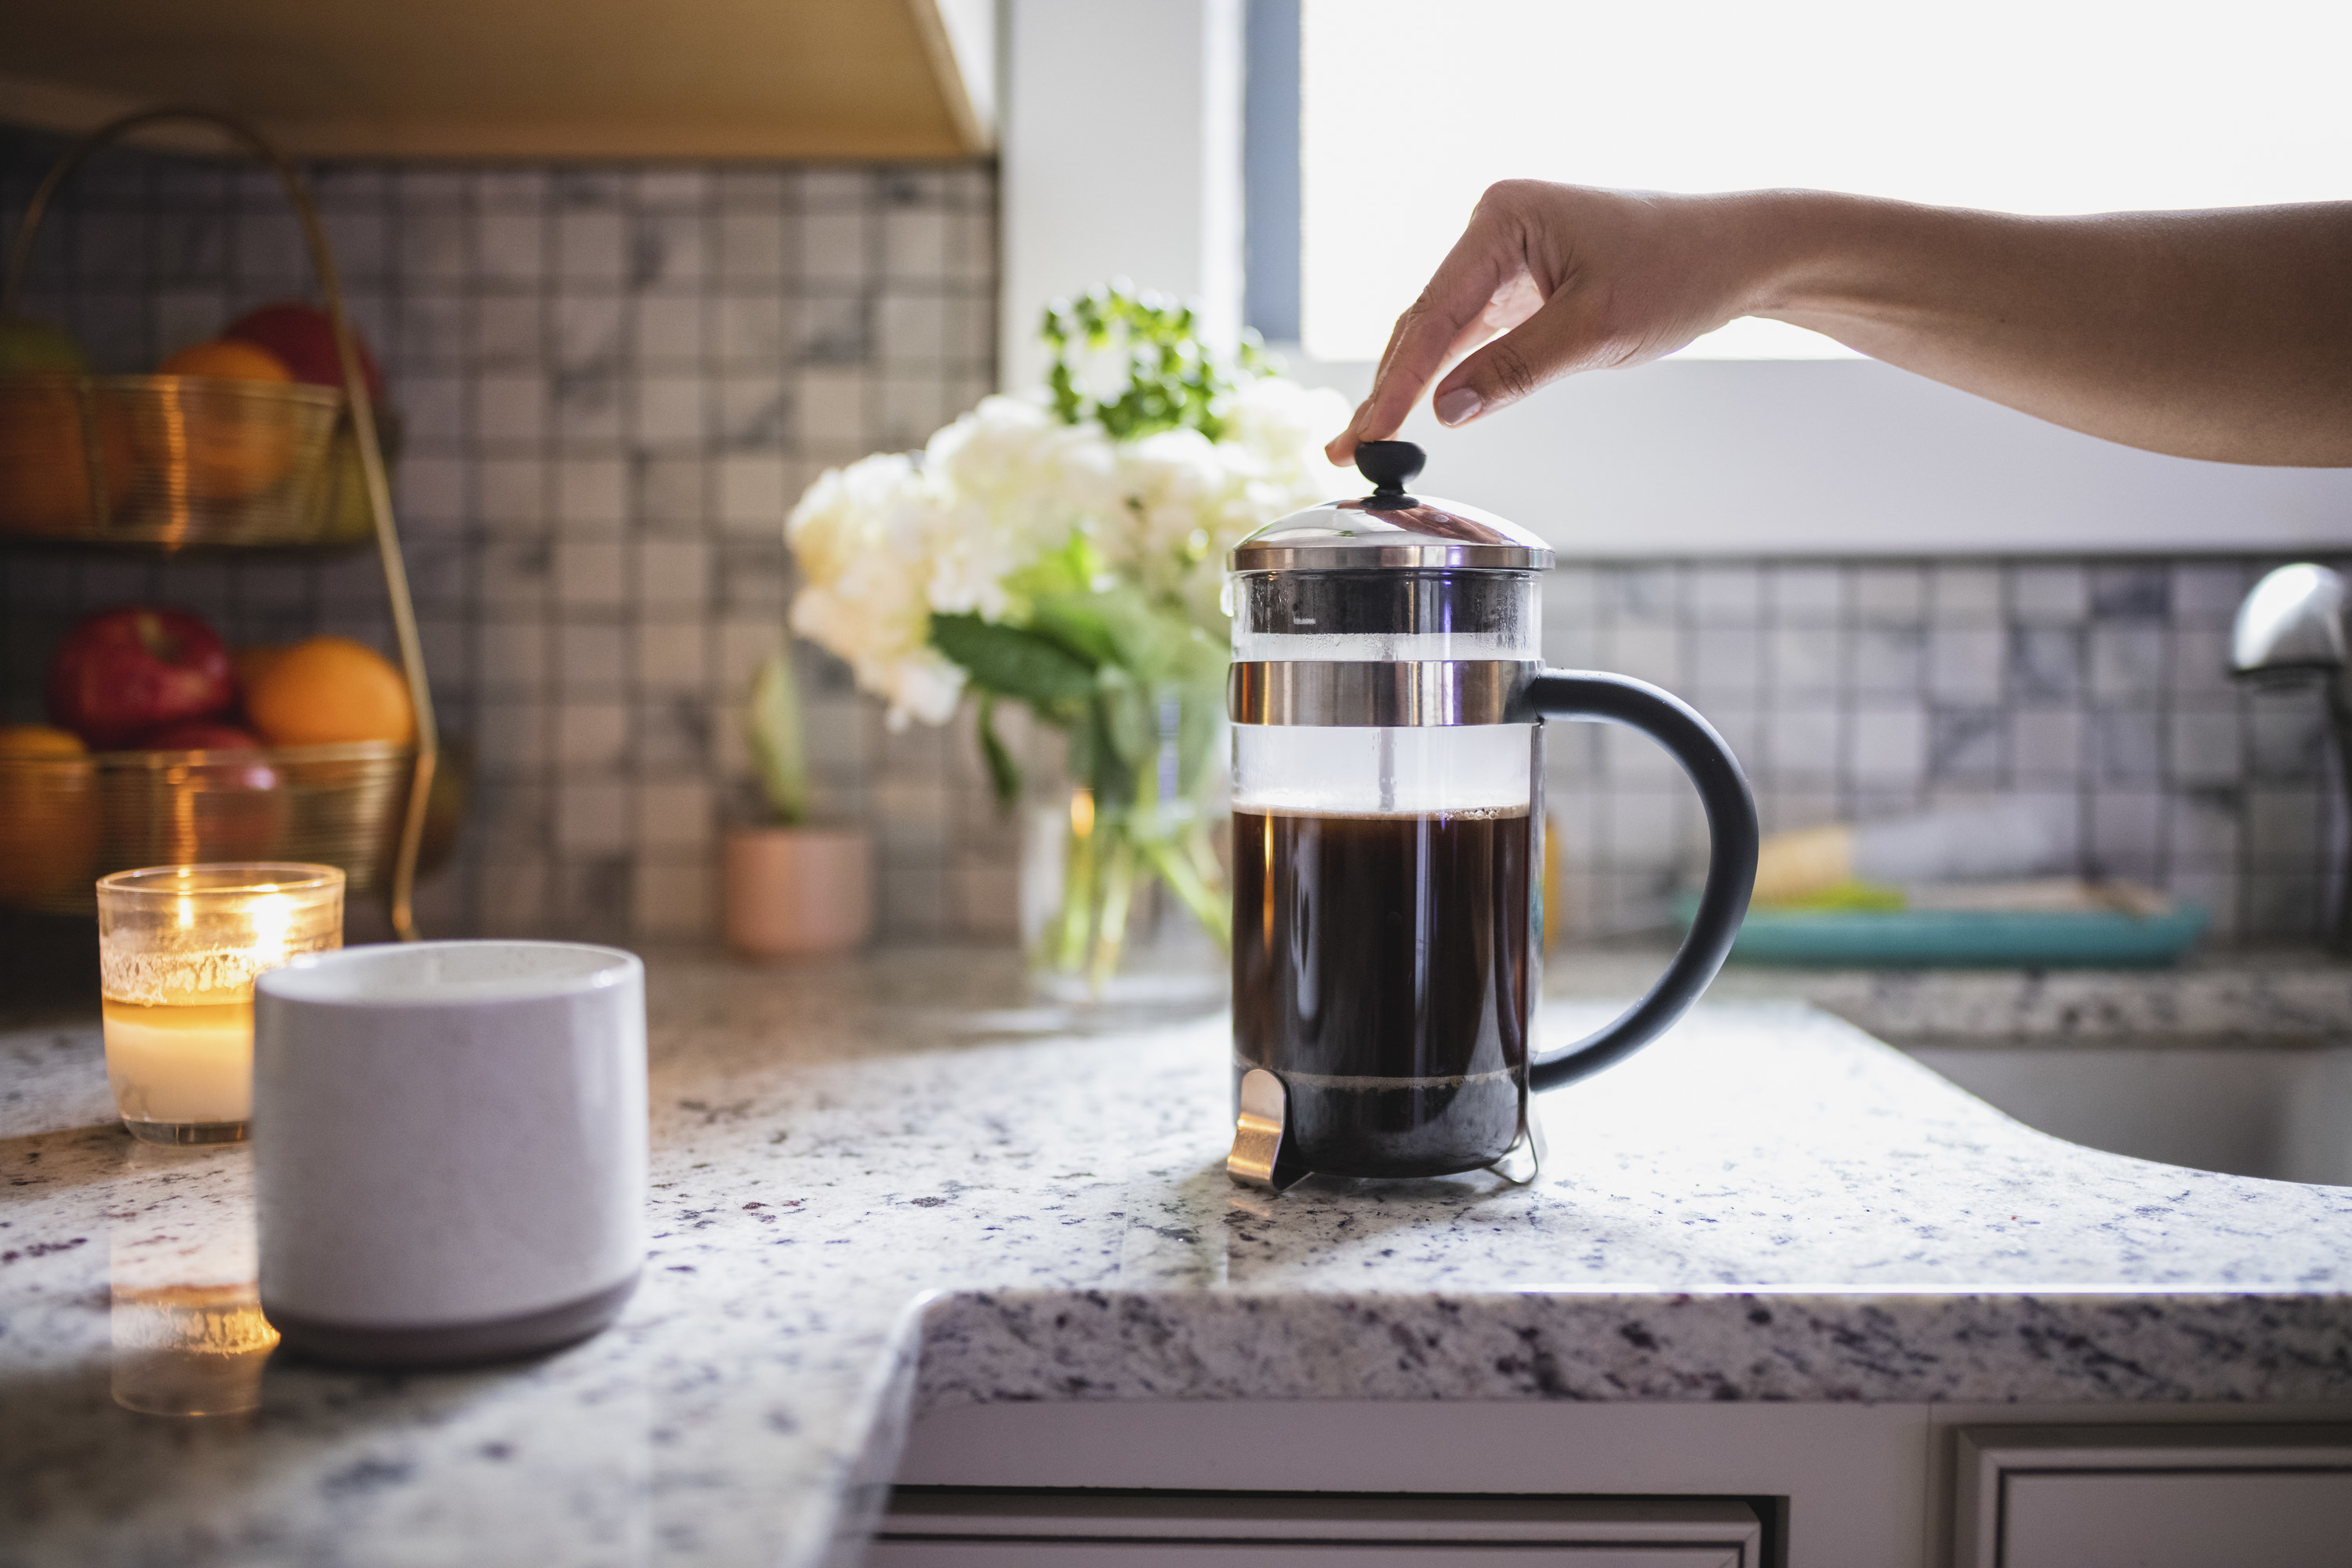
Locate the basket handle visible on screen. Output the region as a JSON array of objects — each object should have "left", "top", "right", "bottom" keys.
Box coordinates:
[{"left": 4, "top": 107, "right": 439, "bottom": 942}]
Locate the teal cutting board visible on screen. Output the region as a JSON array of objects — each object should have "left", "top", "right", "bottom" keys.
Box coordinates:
[{"left": 1674, "top": 895, "right": 2210, "bottom": 969}]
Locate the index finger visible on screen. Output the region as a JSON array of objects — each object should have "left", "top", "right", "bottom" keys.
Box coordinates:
[{"left": 1326, "top": 209, "right": 1527, "bottom": 463}]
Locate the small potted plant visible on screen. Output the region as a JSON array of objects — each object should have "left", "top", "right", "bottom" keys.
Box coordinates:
[{"left": 722, "top": 642, "right": 873, "bottom": 959}]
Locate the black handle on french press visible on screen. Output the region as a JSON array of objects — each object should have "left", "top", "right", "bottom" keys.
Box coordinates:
[
  {"left": 1355, "top": 439, "right": 1423, "bottom": 506},
  {"left": 1518, "top": 672, "right": 1759, "bottom": 1091}
]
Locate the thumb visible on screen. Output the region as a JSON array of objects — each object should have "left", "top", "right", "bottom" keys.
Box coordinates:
[{"left": 1428, "top": 290, "right": 1617, "bottom": 428}]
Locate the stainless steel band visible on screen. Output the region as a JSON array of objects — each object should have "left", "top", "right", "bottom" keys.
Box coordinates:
[
  {"left": 1228, "top": 542, "right": 1552, "bottom": 570},
  {"left": 1227, "top": 660, "right": 1537, "bottom": 727}
]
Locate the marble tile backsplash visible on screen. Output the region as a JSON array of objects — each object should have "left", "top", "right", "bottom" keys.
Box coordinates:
[
  {"left": 0, "top": 130, "right": 2336, "bottom": 946},
  {"left": 0, "top": 132, "right": 1003, "bottom": 946},
  {"left": 1541, "top": 558, "right": 2344, "bottom": 943}
]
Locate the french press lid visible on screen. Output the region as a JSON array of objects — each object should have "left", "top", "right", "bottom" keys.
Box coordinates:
[{"left": 1228, "top": 441, "right": 1555, "bottom": 572}]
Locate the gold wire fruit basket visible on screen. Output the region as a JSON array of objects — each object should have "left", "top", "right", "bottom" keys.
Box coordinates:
[
  {"left": 0, "top": 742, "right": 445, "bottom": 916},
  {"left": 0, "top": 373, "right": 387, "bottom": 548},
  {"left": 0, "top": 108, "right": 441, "bottom": 938}
]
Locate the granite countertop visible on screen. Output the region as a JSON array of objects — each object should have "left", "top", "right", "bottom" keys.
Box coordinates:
[{"left": 7, "top": 946, "right": 2352, "bottom": 1568}]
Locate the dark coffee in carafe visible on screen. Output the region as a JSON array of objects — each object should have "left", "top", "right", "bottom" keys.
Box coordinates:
[{"left": 1231, "top": 806, "right": 1532, "bottom": 1177}]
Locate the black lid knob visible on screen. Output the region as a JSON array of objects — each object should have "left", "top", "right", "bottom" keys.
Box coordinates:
[{"left": 1355, "top": 440, "right": 1425, "bottom": 496}]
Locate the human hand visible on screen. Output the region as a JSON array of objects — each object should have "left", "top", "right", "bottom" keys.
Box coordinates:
[
  {"left": 1325, "top": 181, "right": 1777, "bottom": 463},
  {"left": 1327, "top": 182, "right": 2352, "bottom": 468}
]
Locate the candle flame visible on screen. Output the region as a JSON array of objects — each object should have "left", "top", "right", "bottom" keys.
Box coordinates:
[{"left": 246, "top": 891, "right": 295, "bottom": 971}]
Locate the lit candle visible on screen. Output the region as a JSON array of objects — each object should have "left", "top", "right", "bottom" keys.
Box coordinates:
[{"left": 96, "top": 864, "right": 343, "bottom": 1145}]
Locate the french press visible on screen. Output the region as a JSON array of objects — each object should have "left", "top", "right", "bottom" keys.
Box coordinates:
[{"left": 1225, "top": 441, "right": 1759, "bottom": 1190}]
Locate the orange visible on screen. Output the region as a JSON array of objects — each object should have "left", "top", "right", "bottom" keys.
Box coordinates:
[
  {"left": 159, "top": 339, "right": 295, "bottom": 383},
  {"left": 245, "top": 635, "right": 415, "bottom": 746},
  {"left": 0, "top": 724, "right": 87, "bottom": 758},
  {"left": 0, "top": 724, "right": 99, "bottom": 904},
  {"left": 151, "top": 339, "right": 299, "bottom": 503},
  {"left": 0, "top": 376, "right": 133, "bottom": 535}
]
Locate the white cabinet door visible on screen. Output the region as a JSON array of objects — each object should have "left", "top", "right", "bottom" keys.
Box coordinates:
[
  {"left": 1955, "top": 1425, "right": 2352, "bottom": 1568},
  {"left": 870, "top": 1493, "right": 1760, "bottom": 1567},
  {"left": 869, "top": 1548, "right": 1741, "bottom": 1566},
  {"left": 2003, "top": 1471, "right": 2352, "bottom": 1567}
]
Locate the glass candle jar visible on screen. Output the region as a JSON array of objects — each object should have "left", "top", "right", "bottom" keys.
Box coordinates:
[{"left": 96, "top": 863, "right": 344, "bottom": 1145}]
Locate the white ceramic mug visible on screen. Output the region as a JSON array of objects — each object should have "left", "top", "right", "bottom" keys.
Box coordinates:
[{"left": 253, "top": 941, "right": 647, "bottom": 1367}]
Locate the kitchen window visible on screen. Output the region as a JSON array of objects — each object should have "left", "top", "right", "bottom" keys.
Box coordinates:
[{"left": 1244, "top": 0, "right": 2352, "bottom": 554}]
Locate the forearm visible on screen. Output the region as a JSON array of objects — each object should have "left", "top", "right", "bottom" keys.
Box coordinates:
[{"left": 1743, "top": 191, "right": 2352, "bottom": 465}]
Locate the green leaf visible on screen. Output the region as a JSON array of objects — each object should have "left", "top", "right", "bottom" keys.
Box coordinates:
[
  {"left": 1064, "top": 712, "right": 1098, "bottom": 793},
  {"left": 744, "top": 648, "right": 811, "bottom": 826},
  {"left": 1171, "top": 662, "right": 1229, "bottom": 797},
  {"left": 1033, "top": 585, "right": 1196, "bottom": 684},
  {"left": 1094, "top": 673, "right": 1157, "bottom": 786},
  {"left": 1039, "top": 283, "right": 1270, "bottom": 441},
  {"left": 1029, "top": 595, "right": 1121, "bottom": 668},
  {"left": 1066, "top": 686, "right": 1144, "bottom": 811},
  {"left": 975, "top": 695, "right": 1021, "bottom": 809},
  {"left": 1002, "top": 532, "right": 1100, "bottom": 607},
  {"left": 929, "top": 612, "right": 1097, "bottom": 706}
]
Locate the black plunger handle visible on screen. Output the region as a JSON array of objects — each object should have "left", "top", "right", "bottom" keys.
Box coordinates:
[
  {"left": 1520, "top": 670, "right": 1759, "bottom": 1091},
  {"left": 1355, "top": 440, "right": 1425, "bottom": 499}
]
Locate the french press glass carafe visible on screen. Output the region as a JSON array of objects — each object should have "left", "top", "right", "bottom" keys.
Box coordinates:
[{"left": 1225, "top": 441, "right": 1758, "bottom": 1190}]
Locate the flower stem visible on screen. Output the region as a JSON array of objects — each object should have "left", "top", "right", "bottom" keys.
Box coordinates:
[
  {"left": 1088, "top": 823, "right": 1136, "bottom": 991},
  {"left": 1048, "top": 789, "right": 1097, "bottom": 975},
  {"left": 1138, "top": 822, "right": 1229, "bottom": 947}
]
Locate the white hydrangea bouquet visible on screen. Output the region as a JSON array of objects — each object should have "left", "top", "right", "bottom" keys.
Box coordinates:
[{"left": 786, "top": 286, "right": 1348, "bottom": 987}]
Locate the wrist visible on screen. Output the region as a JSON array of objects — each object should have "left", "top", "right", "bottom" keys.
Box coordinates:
[{"left": 1721, "top": 189, "right": 1865, "bottom": 320}]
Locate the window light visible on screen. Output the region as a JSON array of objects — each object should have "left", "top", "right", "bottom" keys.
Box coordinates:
[{"left": 1301, "top": 0, "right": 2352, "bottom": 360}]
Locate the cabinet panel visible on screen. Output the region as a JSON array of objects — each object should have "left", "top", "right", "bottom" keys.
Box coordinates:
[
  {"left": 1952, "top": 1425, "right": 2352, "bottom": 1568},
  {"left": 0, "top": 0, "right": 990, "bottom": 159},
  {"left": 870, "top": 1548, "right": 1740, "bottom": 1566},
  {"left": 2002, "top": 1471, "right": 2352, "bottom": 1568},
  {"left": 875, "top": 1493, "right": 1759, "bottom": 1567}
]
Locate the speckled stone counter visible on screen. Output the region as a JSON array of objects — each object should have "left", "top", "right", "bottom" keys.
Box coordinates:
[{"left": 8, "top": 948, "right": 2352, "bottom": 1568}]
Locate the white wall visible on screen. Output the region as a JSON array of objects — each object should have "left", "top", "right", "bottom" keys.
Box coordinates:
[
  {"left": 1283, "top": 355, "right": 2352, "bottom": 558},
  {"left": 998, "top": 0, "right": 1243, "bottom": 396}
]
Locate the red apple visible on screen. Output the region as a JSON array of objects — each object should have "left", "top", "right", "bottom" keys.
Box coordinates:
[
  {"left": 45, "top": 606, "right": 234, "bottom": 750},
  {"left": 142, "top": 720, "right": 264, "bottom": 752},
  {"left": 223, "top": 303, "right": 386, "bottom": 404}
]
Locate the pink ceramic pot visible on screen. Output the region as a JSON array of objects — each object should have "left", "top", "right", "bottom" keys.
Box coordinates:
[{"left": 722, "top": 826, "right": 873, "bottom": 959}]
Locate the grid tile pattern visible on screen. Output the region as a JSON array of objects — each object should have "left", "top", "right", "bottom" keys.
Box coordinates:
[
  {"left": 1540, "top": 559, "right": 2343, "bottom": 942},
  {"left": 1, "top": 130, "right": 2337, "bottom": 946},
  {"left": 1, "top": 133, "right": 1001, "bottom": 943}
]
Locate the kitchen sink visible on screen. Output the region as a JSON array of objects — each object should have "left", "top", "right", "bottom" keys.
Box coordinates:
[{"left": 1904, "top": 1042, "right": 2352, "bottom": 1187}]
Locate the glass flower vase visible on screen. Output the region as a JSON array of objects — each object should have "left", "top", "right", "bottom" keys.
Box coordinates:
[{"left": 1020, "top": 681, "right": 1229, "bottom": 1014}]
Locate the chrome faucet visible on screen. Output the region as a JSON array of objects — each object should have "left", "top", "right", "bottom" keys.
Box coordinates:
[{"left": 2232, "top": 563, "right": 2352, "bottom": 947}]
